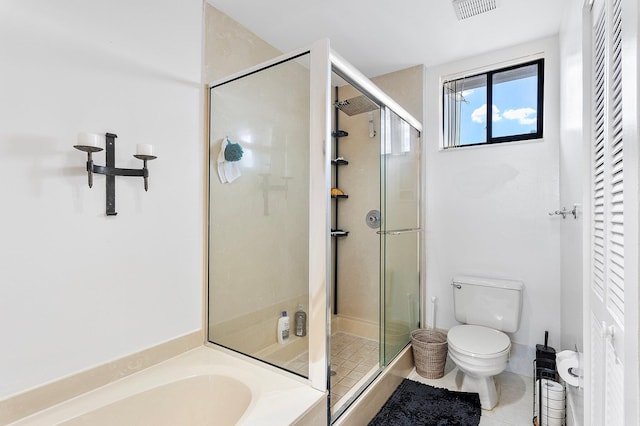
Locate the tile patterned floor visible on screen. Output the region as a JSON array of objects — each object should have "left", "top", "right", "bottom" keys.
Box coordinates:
[
  {"left": 408, "top": 359, "right": 534, "bottom": 426},
  {"left": 282, "top": 331, "right": 380, "bottom": 409},
  {"left": 329, "top": 332, "right": 379, "bottom": 409}
]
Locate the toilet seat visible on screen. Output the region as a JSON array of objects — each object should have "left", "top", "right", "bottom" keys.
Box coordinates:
[{"left": 448, "top": 325, "right": 510, "bottom": 358}]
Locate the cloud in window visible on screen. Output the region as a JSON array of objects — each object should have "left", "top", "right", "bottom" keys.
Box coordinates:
[
  {"left": 471, "top": 104, "right": 501, "bottom": 123},
  {"left": 503, "top": 108, "right": 537, "bottom": 125}
]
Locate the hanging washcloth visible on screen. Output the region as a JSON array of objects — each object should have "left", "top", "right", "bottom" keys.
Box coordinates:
[{"left": 217, "top": 137, "right": 243, "bottom": 183}]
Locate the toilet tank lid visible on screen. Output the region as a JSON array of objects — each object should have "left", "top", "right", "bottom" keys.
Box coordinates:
[{"left": 453, "top": 275, "right": 524, "bottom": 291}]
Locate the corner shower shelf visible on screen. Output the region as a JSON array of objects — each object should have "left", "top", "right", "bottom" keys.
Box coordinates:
[
  {"left": 331, "top": 229, "right": 349, "bottom": 237},
  {"left": 332, "top": 130, "right": 349, "bottom": 138},
  {"left": 331, "top": 158, "right": 349, "bottom": 166},
  {"left": 331, "top": 194, "right": 348, "bottom": 199}
]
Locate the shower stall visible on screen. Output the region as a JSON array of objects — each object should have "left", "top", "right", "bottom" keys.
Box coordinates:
[{"left": 207, "top": 40, "right": 422, "bottom": 421}]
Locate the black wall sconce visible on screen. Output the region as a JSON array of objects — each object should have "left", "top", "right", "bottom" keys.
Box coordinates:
[{"left": 74, "top": 132, "right": 157, "bottom": 216}]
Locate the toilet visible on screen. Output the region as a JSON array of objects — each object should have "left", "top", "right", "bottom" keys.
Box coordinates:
[{"left": 448, "top": 275, "right": 524, "bottom": 410}]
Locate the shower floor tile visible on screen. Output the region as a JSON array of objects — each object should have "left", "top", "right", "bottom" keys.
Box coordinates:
[
  {"left": 281, "top": 331, "right": 380, "bottom": 410},
  {"left": 330, "top": 332, "right": 379, "bottom": 409}
]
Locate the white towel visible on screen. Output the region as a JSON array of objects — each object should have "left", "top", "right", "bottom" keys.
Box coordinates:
[{"left": 217, "top": 137, "right": 241, "bottom": 183}]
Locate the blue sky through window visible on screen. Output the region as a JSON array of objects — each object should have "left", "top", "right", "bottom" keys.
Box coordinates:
[
  {"left": 493, "top": 75, "right": 538, "bottom": 138},
  {"left": 457, "top": 71, "right": 538, "bottom": 146}
]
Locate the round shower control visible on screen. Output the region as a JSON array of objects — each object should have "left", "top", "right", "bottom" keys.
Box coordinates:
[{"left": 366, "top": 210, "right": 381, "bottom": 229}]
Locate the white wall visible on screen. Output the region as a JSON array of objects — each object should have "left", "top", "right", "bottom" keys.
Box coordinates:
[
  {"left": 0, "top": 0, "right": 203, "bottom": 398},
  {"left": 558, "top": 0, "right": 585, "bottom": 352},
  {"left": 425, "top": 36, "right": 561, "bottom": 373}
]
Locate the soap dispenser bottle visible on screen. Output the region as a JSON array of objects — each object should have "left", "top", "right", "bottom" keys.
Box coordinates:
[
  {"left": 277, "top": 311, "right": 290, "bottom": 344},
  {"left": 294, "top": 304, "right": 307, "bottom": 337}
]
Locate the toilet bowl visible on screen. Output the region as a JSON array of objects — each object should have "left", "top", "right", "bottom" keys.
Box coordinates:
[
  {"left": 448, "top": 276, "right": 524, "bottom": 410},
  {"left": 448, "top": 324, "right": 511, "bottom": 409}
]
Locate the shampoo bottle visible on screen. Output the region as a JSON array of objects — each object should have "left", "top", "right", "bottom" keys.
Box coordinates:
[
  {"left": 294, "top": 304, "right": 307, "bottom": 337},
  {"left": 277, "top": 311, "right": 290, "bottom": 344}
]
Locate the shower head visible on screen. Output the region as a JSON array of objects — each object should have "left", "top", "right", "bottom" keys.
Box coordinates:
[{"left": 335, "top": 95, "right": 379, "bottom": 116}]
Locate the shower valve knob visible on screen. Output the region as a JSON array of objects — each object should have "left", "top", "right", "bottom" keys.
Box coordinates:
[{"left": 365, "top": 210, "right": 381, "bottom": 229}]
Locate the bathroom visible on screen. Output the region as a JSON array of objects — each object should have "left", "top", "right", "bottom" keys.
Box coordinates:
[{"left": 1, "top": 0, "right": 638, "bottom": 425}]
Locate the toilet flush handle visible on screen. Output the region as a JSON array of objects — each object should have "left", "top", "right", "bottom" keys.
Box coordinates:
[{"left": 451, "top": 282, "right": 462, "bottom": 290}]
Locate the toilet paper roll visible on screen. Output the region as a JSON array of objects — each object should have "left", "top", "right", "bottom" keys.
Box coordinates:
[
  {"left": 538, "top": 414, "right": 564, "bottom": 426},
  {"left": 535, "top": 407, "right": 566, "bottom": 421},
  {"left": 536, "top": 379, "right": 565, "bottom": 400},
  {"left": 557, "top": 350, "right": 581, "bottom": 387},
  {"left": 535, "top": 394, "right": 566, "bottom": 411},
  {"left": 535, "top": 397, "right": 566, "bottom": 410}
]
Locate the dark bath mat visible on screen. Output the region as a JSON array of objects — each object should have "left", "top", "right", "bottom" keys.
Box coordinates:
[{"left": 368, "top": 378, "right": 481, "bottom": 426}]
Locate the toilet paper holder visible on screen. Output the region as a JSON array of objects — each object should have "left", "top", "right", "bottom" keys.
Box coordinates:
[
  {"left": 557, "top": 350, "right": 583, "bottom": 387},
  {"left": 568, "top": 367, "right": 583, "bottom": 378}
]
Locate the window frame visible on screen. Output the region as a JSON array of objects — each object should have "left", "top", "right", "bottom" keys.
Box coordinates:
[{"left": 442, "top": 58, "right": 545, "bottom": 149}]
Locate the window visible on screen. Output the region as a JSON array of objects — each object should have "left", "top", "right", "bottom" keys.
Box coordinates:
[{"left": 443, "top": 59, "right": 544, "bottom": 149}]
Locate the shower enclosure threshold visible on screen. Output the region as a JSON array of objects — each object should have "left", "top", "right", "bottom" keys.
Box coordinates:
[{"left": 331, "top": 364, "right": 380, "bottom": 414}]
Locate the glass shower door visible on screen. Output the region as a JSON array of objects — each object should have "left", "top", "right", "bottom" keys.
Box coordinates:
[
  {"left": 380, "top": 108, "right": 421, "bottom": 364},
  {"left": 207, "top": 40, "right": 333, "bottom": 393}
]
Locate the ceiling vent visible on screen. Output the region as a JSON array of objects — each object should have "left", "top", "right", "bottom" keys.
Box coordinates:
[{"left": 452, "top": 0, "right": 498, "bottom": 20}]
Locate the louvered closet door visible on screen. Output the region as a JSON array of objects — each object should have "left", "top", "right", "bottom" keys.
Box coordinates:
[{"left": 589, "top": 0, "right": 625, "bottom": 424}]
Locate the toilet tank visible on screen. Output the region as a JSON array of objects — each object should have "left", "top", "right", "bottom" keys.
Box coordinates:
[{"left": 452, "top": 275, "right": 524, "bottom": 333}]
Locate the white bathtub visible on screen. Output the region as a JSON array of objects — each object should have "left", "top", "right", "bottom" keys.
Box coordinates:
[{"left": 10, "top": 346, "right": 325, "bottom": 426}]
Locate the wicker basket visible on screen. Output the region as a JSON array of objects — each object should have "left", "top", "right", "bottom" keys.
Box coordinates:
[{"left": 411, "top": 328, "right": 448, "bottom": 379}]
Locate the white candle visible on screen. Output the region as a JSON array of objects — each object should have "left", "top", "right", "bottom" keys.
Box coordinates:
[
  {"left": 77, "top": 132, "right": 101, "bottom": 148},
  {"left": 136, "top": 144, "right": 154, "bottom": 156}
]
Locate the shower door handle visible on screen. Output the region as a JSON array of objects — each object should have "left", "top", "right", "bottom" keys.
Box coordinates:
[{"left": 376, "top": 227, "right": 423, "bottom": 235}]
